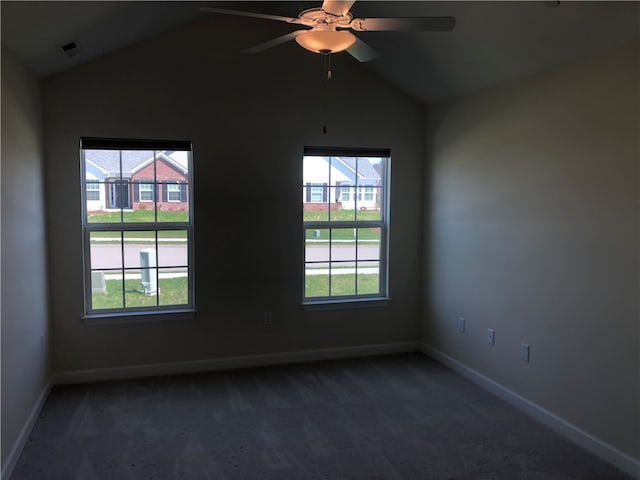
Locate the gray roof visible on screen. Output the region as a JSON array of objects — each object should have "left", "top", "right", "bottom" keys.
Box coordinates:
[
  {"left": 85, "top": 149, "right": 153, "bottom": 173},
  {"left": 338, "top": 157, "right": 380, "bottom": 180}
]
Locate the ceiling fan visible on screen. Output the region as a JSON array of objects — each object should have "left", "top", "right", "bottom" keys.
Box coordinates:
[{"left": 200, "top": 0, "right": 456, "bottom": 62}]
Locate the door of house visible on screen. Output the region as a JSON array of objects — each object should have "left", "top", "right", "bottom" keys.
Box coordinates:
[{"left": 108, "top": 180, "right": 130, "bottom": 209}]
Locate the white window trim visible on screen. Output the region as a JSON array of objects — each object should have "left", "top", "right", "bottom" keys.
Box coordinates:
[
  {"left": 80, "top": 138, "right": 195, "bottom": 321},
  {"left": 139, "top": 183, "right": 153, "bottom": 202},
  {"left": 302, "top": 148, "right": 390, "bottom": 306},
  {"left": 167, "top": 183, "right": 181, "bottom": 203}
]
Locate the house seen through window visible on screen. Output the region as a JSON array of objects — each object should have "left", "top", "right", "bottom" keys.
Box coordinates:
[
  {"left": 81, "top": 138, "right": 194, "bottom": 317},
  {"left": 303, "top": 147, "right": 390, "bottom": 303}
]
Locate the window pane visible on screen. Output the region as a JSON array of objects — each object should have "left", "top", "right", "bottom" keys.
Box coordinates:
[
  {"left": 87, "top": 180, "right": 120, "bottom": 223},
  {"left": 91, "top": 270, "right": 123, "bottom": 310},
  {"left": 124, "top": 268, "right": 158, "bottom": 307},
  {"left": 158, "top": 230, "right": 188, "bottom": 267},
  {"left": 357, "top": 227, "right": 381, "bottom": 261},
  {"left": 305, "top": 270, "right": 329, "bottom": 298},
  {"left": 160, "top": 150, "right": 189, "bottom": 177},
  {"left": 303, "top": 156, "right": 330, "bottom": 218},
  {"left": 158, "top": 268, "right": 189, "bottom": 306},
  {"left": 355, "top": 187, "right": 381, "bottom": 221},
  {"left": 123, "top": 231, "right": 156, "bottom": 268},
  {"left": 357, "top": 261, "right": 380, "bottom": 295},
  {"left": 157, "top": 182, "right": 189, "bottom": 223},
  {"left": 330, "top": 228, "right": 356, "bottom": 265},
  {"left": 330, "top": 269, "right": 355, "bottom": 296},
  {"left": 303, "top": 189, "right": 329, "bottom": 222},
  {"left": 305, "top": 228, "right": 330, "bottom": 265},
  {"left": 90, "top": 231, "right": 122, "bottom": 269},
  {"left": 84, "top": 149, "right": 123, "bottom": 180}
]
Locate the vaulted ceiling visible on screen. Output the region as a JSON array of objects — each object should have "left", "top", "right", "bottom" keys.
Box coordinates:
[{"left": 2, "top": 1, "right": 638, "bottom": 104}]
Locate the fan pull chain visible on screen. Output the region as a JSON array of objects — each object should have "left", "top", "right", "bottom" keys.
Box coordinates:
[{"left": 322, "top": 53, "right": 332, "bottom": 135}]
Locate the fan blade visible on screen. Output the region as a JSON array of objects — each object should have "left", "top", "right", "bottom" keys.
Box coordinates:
[
  {"left": 346, "top": 37, "right": 378, "bottom": 62},
  {"left": 243, "top": 30, "right": 309, "bottom": 53},
  {"left": 200, "top": 7, "right": 308, "bottom": 26},
  {"left": 322, "top": 0, "right": 356, "bottom": 17},
  {"left": 350, "top": 16, "right": 456, "bottom": 32}
]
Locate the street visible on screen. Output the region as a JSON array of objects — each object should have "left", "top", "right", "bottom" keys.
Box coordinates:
[{"left": 89, "top": 243, "right": 380, "bottom": 269}]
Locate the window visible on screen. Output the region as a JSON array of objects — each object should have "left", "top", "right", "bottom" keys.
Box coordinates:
[
  {"left": 302, "top": 147, "right": 390, "bottom": 304},
  {"left": 139, "top": 183, "right": 153, "bottom": 202},
  {"left": 340, "top": 185, "right": 351, "bottom": 202},
  {"left": 167, "top": 184, "right": 181, "bottom": 202},
  {"left": 364, "top": 186, "right": 374, "bottom": 202},
  {"left": 309, "top": 184, "right": 324, "bottom": 203},
  {"left": 86, "top": 181, "right": 100, "bottom": 201},
  {"left": 81, "top": 138, "right": 194, "bottom": 318}
]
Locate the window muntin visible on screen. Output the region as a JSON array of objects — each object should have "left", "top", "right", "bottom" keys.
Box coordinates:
[
  {"left": 81, "top": 138, "right": 194, "bottom": 317},
  {"left": 302, "top": 148, "right": 389, "bottom": 303}
]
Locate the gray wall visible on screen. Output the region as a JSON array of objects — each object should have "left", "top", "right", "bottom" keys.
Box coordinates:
[
  {"left": 424, "top": 40, "right": 639, "bottom": 459},
  {"left": 1, "top": 44, "right": 51, "bottom": 469},
  {"left": 42, "top": 17, "right": 425, "bottom": 372}
]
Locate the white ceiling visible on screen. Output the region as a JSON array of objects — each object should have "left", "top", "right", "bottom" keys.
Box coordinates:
[{"left": 2, "top": 1, "right": 638, "bottom": 104}]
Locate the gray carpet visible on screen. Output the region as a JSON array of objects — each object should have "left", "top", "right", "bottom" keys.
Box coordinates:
[{"left": 11, "top": 353, "right": 633, "bottom": 479}]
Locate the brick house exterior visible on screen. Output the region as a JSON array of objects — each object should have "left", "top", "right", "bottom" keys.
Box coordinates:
[
  {"left": 130, "top": 157, "right": 188, "bottom": 212},
  {"left": 85, "top": 150, "right": 189, "bottom": 212}
]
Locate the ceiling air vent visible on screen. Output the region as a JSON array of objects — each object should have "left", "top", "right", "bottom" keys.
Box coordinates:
[{"left": 59, "top": 41, "right": 78, "bottom": 57}]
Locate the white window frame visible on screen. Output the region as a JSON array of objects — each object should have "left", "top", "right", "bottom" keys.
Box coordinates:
[
  {"left": 139, "top": 183, "right": 153, "bottom": 202},
  {"left": 80, "top": 138, "right": 195, "bottom": 321},
  {"left": 167, "top": 183, "right": 181, "bottom": 202},
  {"left": 302, "top": 147, "right": 390, "bottom": 306}
]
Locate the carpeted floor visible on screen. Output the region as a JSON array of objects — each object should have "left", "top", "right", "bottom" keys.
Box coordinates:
[{"left": 11, "top": 353, "right": 633, "bottom": 479}]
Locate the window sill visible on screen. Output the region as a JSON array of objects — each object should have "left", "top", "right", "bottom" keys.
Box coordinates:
[
  {"left": 83, "top": 308, "right": 196, "bottom": 325},
  {"left": 302, "top": 297, "right": 390, "bottom": 312}
]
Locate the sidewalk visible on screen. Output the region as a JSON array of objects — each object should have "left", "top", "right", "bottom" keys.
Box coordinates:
[{"left": 92, "top": 238, "right": 187, "bottom": 243}]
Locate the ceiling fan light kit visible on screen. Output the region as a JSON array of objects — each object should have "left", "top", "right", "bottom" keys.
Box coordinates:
[{"left": 296, "top": 30, "right": 356, "bottom": 54}]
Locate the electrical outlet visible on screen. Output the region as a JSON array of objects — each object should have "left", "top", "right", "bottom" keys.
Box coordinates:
[
  {"left": 264, "top": 311, "right": 273, "bottom": 325},
  {"left": 488, "top": 328, "right": 495, "bottom": 345},
  {"left": 521, "top": 343, "right": 530, "bottom": 362},
  {"left": 458, "top": 317, "right": 465, "bottom": 333}
]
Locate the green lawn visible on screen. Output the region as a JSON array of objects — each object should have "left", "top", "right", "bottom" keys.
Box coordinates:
[
  {"left": 91, "top": 230, "right": 187, "bottom": 240},
  {"left": 92, "top": 277, "right": 188, "bottom": 309},
  {"left": 88, "top": 210, "right": 188, "bottom": 224},
  {"left": 303, "top": 209, "right": 380, "bottom": 222},
  {"left": 305, "top": 273, "right": 379, "bottom": 297},
  {"left": 304, "top": 209, "right": 381, "bottom": 242},
  {"left": 305, "top": 227, "right": 380, "bottom": 242}
]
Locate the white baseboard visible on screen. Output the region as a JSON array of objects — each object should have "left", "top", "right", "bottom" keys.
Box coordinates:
[
  {"left": 420, "top": 343, "right": 640, "bottom": 479},
  {"left": 54, "top": 341, "right": 421, "bottom": 385},
  {"left": 1, "top": 377, "right": 53, "bottom": 480}
]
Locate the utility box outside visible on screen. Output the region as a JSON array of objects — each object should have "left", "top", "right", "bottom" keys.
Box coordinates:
[
  {"left": 91, "top": 271, "right": 107, "bottom": 294},
  {"left": 140, "top": 248, "right": 157, "bottom": 296}
]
